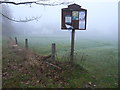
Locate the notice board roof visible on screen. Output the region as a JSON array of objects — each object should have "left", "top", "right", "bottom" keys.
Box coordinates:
[
  {"left": 62, "top": 3, "right": 86, "bottom": 11},
  {"left": 68, "top": 3, "right": 81, "bottom": 9}
]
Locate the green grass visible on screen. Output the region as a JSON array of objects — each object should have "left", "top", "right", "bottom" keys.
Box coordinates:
[
  {"left": 2, "top": 39, "right": 94, "bottom": 88},
  {"left": 8, "top": 35, "right": 118, "bottom": 88}
]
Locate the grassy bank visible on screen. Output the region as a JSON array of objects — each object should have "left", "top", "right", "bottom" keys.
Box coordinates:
[
  {"left": 2, "top": 37, "right": 96, "bottom": 88},
  {"left": 13, "top": 35, "right": 118, "bottom": 88}
]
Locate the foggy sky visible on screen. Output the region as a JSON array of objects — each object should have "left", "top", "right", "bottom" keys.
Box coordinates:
[{"left": 4, "top": 0, "right": 118, "bottom": 40}]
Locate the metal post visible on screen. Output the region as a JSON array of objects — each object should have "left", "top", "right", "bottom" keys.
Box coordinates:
[
  {"left": 51, "top": 43, "right": 56, "bottom": 60},
  {"left": 25, "top": 39, "right": 28, "bottom": 49},
  {"left": 70, "top": 29, "right": 75, "bottom": 63},
  {"left": 15, "top": 37, "right": 18, "bottom": 44}
]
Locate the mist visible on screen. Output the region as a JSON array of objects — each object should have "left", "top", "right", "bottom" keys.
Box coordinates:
[
  {"left": 1, "top": 1, "right": 119, "bottom": 88},
  {"left": 3, "top": 1, "right": 118, "bottom": 42}
]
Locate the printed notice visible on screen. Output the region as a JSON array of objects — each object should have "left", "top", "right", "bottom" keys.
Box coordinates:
[
  {"left": 72, "top": 11, "right": 79, "bottom": 20},
  {"left": 79, "top": 11, "right": 85, "bottom": 20},
  {"left": 79, "top": 11, "right": 85, "bottom": 29},
  {"left": 79, "top": 20, "right": 85, "bottom": 29},
  {"left": 65, "top": 16, "right": 71, "bottom": 24}
]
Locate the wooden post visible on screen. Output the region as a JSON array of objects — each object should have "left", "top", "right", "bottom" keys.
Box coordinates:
[
  {"left": 70, "top": 29, "right": 75, "bottom": 63},
  {"left": 25, "top": 39, "right": 28, "bottom": 49},
  {"left": 51, "top": 43, "right": 56, "bottom": 60},
  {"left": 15, "top": 37, "right": 18, "bottom": 44},
  {"left": 9, "top": 37, "right": 12, "bottom": 40}
]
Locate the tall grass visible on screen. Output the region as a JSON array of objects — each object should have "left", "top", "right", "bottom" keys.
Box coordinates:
[{"left": 12, "top": 35, "right": 118, "bottom": 88}]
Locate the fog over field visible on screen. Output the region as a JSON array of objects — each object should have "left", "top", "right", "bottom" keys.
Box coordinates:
[
  {"left": 1, "top": 0, "right": 119, "bottom": 88},
  {"left": 3, "top": 0, "right": 117, "bottom": 42}
]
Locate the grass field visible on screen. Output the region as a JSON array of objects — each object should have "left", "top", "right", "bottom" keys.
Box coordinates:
[
  {"left": 2, "top": 37, "right": 95, "bottom": 88},
  {"left": 7, "top": 35, "right": 118, "bottom": 88}
]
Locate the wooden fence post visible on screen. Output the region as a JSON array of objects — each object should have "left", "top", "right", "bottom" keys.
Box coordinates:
[
  {"left": 70, "top": 29, "right": 75, "bottom": 63},
  {"left": 9, "top": 37, "right": 12, "bottom": 40},
  {"left": 51, "top": 43, "right": 56, "bottom": 60},
  {"left": 25, "top": 39, "right": 28, "bottom": 49},
  {"left": 15, "top": 37, "right": 18, "bottom": 44}
]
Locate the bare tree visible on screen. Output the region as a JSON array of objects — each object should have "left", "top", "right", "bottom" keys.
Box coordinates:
[
  {"left": 0, "top": 0, "right": 71, "bottom": 6},
  {"left": 1, "top": 0, "right": 73, "bottom": 36},
  {"left": 2, "top": 4, "right": 15, "bottom": 36},
  {"left": 0, "top": 0, "right": 72, "bottom": 22}
]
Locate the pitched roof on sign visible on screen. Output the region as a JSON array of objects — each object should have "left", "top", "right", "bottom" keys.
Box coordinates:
[
  {"left": 62, "top": 3, "right": 87, "bottom": 11},
  {"left": 68, "top": 3, "right": 81, "bottom": 10}
]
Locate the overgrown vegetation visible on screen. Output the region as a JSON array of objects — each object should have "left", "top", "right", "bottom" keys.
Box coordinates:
[
  {"left": 2, "top": 37, "right": 96, "bottom": 88},
  {"left": 2, "top": 36, "right": 118, "bottom": 88}
]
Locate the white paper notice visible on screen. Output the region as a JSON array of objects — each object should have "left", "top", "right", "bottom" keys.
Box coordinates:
[
  {"left": 79, "top": 11, "right": 85, "bottom": 29},
  {"left": 65, "top": 16, "right": 71, "bottom": 24},
  {"left": 79, "top": 20, "right": 85, "bottom": 29}
]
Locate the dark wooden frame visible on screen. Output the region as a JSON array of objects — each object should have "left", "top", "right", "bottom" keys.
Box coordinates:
[{"left": 61, "top": 4, "right": 87, "bottom": 30}]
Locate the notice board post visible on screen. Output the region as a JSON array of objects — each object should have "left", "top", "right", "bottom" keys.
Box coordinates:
[
  {"left": 70, "top": 29, "right": 75, "bottom": 62},
  {"left": 61, "top": 3, "right": 87, "bottom": 63}
]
